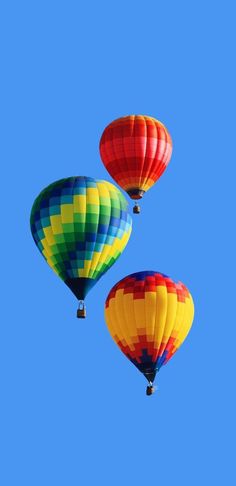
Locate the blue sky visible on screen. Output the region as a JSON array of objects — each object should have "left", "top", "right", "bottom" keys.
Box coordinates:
[{"left": 0, "top": 1, "right": 235, "bottom": 485}]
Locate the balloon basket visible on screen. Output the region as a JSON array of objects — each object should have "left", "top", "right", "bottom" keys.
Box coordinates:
[
  {"left": 77, "top": 301, "right": 86, "bottom": 318},
  {"left": 146, "top": 384, "right": 155, "bottom": 396},
  {"left": 133, "top": 203, "right": 140, "bottom": 214}
]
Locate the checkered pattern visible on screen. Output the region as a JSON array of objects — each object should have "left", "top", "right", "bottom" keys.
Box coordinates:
[
  {"left": 105, "top": 271, "right": 194, "bottom": 383},
  {"left": 30, "top": 176, "right": 132, "bottom": 300},
  {"left": 99, "top": 115, "right": 172, "bottom": 199}
]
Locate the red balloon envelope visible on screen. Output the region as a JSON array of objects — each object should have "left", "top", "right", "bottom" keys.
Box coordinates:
[{"left": 99, "top": 115, "right": 173, "bottom": 213}]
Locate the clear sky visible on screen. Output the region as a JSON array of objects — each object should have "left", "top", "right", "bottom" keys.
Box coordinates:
[{"left": 1, "top": 1, "right": 235, "bottom": 485}]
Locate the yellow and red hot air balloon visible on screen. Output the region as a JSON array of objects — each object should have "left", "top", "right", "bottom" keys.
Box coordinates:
[
  {"left": 99, "top": 115, "right": 172, "bottom": 214},
  {"left": 105, "top": 271, "right": 194, "bottom": 395}
]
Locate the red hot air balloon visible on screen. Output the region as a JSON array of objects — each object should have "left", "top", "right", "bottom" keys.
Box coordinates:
[{"left": 99, "top": 115, "right": 173, "bottom": 213}]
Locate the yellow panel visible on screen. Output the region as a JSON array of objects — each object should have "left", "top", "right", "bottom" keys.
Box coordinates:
[
  {"left": 84, "top": 185, "right": 100, "bottom": 277},
  {"left": 153, "top": 285, "right": 168, "bottom": 351},
  {"left": 43, "top": 227, "right": 56, "bottom": 246},
  {"left": 106, "top": 299, "right": 123, "bottom": 345},
  {"left": 78, "top": 269, "right": 86, "bottom": 278},
  {"left": 61, "top": 204, "right": 74, "bottom": 223},
  {"left": 171, "top": 300, "right": 186, "bottom": 351},
  {"left": 88, "top": 252, "right": 102, "bottom": 277},
  {"left": 177, "top": 295, "right": 194, "bottom": 344},
  {"left": 105, "top": 303, "right": 116, "bottom": 340},
  {"left": 144, "top": 291, "right": 157, "bottom": 342},
  {"left": 90, "top": 183, "right": 111, "bottom": 278},
  {"left": 161, "top": 292, "right": 178, "bottom": 345},
  {"left": 86, "top": 188, "right": 100, "bottom": 205},
  {"left": 78, "top": 260, "right": 90, "bottom": 278},
  {"left": 95, "top": 244, "right": 111, "bottom": 272},
  {"left": 96, "top": 182, "right": 110, "bottom": 197},
  {"left": 103, "top": 240, "right": 118, "bottom": 264},
  {"left": 73, "top": 195, "right": 86, "bottom": 215},
  {"left": 123, "top": 293, "right": 139, "bottom": 344},
  {"left": 114, "top": 289, "right": 134, "bottom": 350},
  {"left": 133, "top": 298, "right": 146, "bottom": 333},
  {"left": 46, "top": 256, "right": 56, "bottom": 270},
  {"left": 50, "top": 215, "right": 63, "bottom": 234},
  {"left": 42, "top": 244, "right": 52, "bottom": 259},
  {"left": 105, "top": 181, "right": 115, "bottom": 190}
]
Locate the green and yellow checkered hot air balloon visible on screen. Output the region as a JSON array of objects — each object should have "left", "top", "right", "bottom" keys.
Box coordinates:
[{"left": 30, "top": 176, "right": 132, "bottom": 317}]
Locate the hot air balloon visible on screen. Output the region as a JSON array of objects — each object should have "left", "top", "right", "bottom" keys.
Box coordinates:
[
  {"left": 105, "top": 271, "right": 194, "bottom": 395},
  {"left": 99, "top": 115, "right": 172, "bottom": 214},
  {"left": 30, "top": 176, "right": 132, "bottom": 318}
]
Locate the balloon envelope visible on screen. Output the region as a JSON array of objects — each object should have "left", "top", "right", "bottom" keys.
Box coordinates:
[
  {"left": 105, "top": 271, "right": 194, "bottom": 385},
  {"left": 30, "top": 176, "right": 132, "bottom": 313},
  {"left": 99, "top": 115, "right": 172, "bottom": 205}
]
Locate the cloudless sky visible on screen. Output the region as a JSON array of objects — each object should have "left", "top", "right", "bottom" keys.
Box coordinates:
[{"left": 0, "top": 1, "right": 235, "bottom": 485}]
